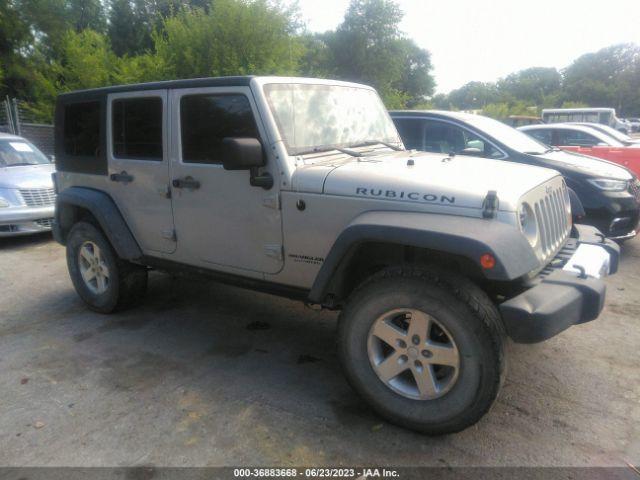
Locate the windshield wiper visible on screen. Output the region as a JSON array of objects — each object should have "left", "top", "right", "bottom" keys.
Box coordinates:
[
  {"left": 349, "top": 140, "right": 403, "bottom": 151},
  {"left": 6, "top": 162, "right": 35, "bottom": 167}
]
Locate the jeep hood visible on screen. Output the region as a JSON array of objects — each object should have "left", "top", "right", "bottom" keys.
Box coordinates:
[{"left": 291, "top": 151, "right": 560, "bottom": 212}]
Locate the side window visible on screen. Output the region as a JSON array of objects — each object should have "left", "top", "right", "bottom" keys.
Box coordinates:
[
  {"left": 64, "top": 101, "right": 101, "bottom": 157},
  {"left": 527, "top": 129, "right": 553, "bottom": 145},
  {"left": 112, "top": 97, "right": 163, "bottom": 160},
  {"left": 422, "top": 120, "right": 501, "bottom": 158},
  {"left": 557, "top": 129, "right": 600, "bottom": 147},
  {"left": 180, "top": 94, "right": 258, "bottom": 164},
  {"left": 393, "top": 118, "right": 424, "bottom": 150}
]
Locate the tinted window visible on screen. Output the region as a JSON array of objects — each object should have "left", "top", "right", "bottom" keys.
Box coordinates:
[
  {"left": 556, "top": 129, "right": 600, "bottom": 147},
  {"left": 421, "top": 120, "right": 502, "bottom": 158},
  {"left": 181, "top": 94, "right": 258, "bottom": 164},
  {"left": 112, "top": 97, "right": 163, "bottom": 160},
  {"left": 64, "top": 101, "right": 100, "bottom": 157},
  {"left": 393, "top": 118, "right": 424, "bottom": 150},
  {"left": 527, "top": 129, "right": 553, "bottom": 145}
]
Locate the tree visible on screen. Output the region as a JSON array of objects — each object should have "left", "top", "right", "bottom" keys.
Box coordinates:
[
  {"left": 446, "top": 81, "right": 501, "bottom": 110},
  {"left": 563, "top": 43, "right": 640, "bottom": 116},
  {"left": 108, "top": 0, "right": 149, "bottom": 56},
  {"left": 497, "top": 67, "right": 561, "bottom": 105},
  {"left": 321, "top": 0, "right": 434, "bottom": 108},
  {"left": 153, "top": 0, "right": 303, "bottom": 79}
]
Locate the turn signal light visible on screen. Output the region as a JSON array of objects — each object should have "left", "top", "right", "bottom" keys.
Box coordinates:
[{"left": 480, "top": 253, "right": 496, "bottom": 270}]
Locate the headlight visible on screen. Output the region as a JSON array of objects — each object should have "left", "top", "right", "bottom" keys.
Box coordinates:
[
  {"left": 586, "top": 178, "right": 628, "bottom": 191},
  {"left": 0, "top": 188, "right": 19, "bottom": 208},
  {"left": 518, "top": 202, "right": 539, "bottom": 247},
  {"left": 0, "top": 197, "right": 9, "bottom": 208}
]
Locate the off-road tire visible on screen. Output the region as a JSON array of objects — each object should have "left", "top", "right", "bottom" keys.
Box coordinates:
[
  {"left": 66, "top": 222, "right": 148, "bottom": 313},
  {"left": 337, "top": 265, "right": 506, "bottom": 435}
]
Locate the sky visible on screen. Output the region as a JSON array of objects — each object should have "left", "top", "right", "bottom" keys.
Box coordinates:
[{"left": 291, "top": 0, "right": 640, "bottom": 94}]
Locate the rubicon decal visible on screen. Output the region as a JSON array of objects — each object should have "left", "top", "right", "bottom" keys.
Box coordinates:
[{"left": 356, "top": 187, "right": 455, "bottom": 204}]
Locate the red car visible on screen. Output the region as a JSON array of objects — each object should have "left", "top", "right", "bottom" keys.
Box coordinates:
[{"left": 519, "top": 124, "right": 640, "bottom": 177}]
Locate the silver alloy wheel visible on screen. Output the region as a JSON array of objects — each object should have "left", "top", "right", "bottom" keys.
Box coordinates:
[
  {"left": 367, "top": 309, "right": 460, "bottom": 400},
  {"left": 78, "top": 241, "right": 110, "bottom": 295}
]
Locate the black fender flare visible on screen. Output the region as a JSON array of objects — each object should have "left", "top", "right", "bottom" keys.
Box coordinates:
[
  {"left": 308, "top": 211, "right": 538, "bottom": 303},
  {"left": 54, "top": 187, "right": 142, "bottom": 260}
]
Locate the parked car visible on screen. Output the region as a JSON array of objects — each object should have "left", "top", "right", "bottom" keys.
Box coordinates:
[
  {"left": 0, "top": 132, "right": 55, "bottom": 236},
  {"left": 53, "top": 76, "right": 619, "bottom": 435},
  {"left": 622, "top": 117, "right": 640, "bottom": 133},
  {"left": 573, "top": 122, "right": 640, "bottom": 146},
  {"left": 390, "top": 110, "right": 640, "bottom": 241},
  {"left": 518, "top": 123, "right": 640, "bottom": 178},
  {"left": 541, "top": 108, "right": 629, "bottom": 134}
]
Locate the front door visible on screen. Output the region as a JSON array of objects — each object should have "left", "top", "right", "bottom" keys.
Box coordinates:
[
  {"left": 106, "top": 90, "right": 176, "bottom": 254},
  {"left": 169, "top": 86, "right": 283, "bottom": 274}
]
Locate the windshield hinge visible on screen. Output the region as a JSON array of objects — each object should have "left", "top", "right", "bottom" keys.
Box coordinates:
[{"left": 262, "top": 193, "right": 280, "bottom": 210}]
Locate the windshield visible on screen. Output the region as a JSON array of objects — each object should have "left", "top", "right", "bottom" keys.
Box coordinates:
[
  {"left": 0, "top": 139, "right": 50, "bottom": 167},
  {"left": 463, "top": 114, "right": 550, "bottom": 153},
  {"left": 582, "top": 123, "right": 632, "bottom": 143},
  {"left": 264, "top": 83, "right": 400, "bottom": 155}
]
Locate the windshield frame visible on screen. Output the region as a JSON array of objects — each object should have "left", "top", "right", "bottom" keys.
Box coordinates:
[
  {"left": 261, "top": 82, "right": 401, "bottom": 156},
  {"left": 0, "top": 138, "right": 51, "bottom": 167}
]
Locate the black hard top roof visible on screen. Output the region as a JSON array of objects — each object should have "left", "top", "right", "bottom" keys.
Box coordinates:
[{"left": 58, "top": 76, "right": 254, "bottom": 100}]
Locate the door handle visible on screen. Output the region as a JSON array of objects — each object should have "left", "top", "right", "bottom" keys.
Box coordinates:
[
  {"left": 110, "top": 171, "right": 134, "bottom": 183},
  {"left": 172, "top": 176, "right": 201, "bottom": 190}
]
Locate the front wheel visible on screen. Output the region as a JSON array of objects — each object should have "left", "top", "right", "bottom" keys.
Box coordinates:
[
  {"left": 338, "top": 267, "right": 505, "bottom": 435},
  {"left": 66, "top": 222, "right": 148, "bottom": 313}
]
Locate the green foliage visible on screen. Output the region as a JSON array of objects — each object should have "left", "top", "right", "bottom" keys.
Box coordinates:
[
  {"left": 153, "top": 0, "right": 303, "bottom": 79},
  {"left": 321, "top": 0, "right": 434, "bottom": 107},
  {"left": 481, "top": 101, "right": 538, "bottom": 121}
]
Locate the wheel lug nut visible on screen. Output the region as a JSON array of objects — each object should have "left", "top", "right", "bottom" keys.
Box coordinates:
[
  {"left": 412, "top": 335, "right": 420, "bottom": 345},
  {"left": 422, "top": 349, "right": 433, "bottom": 358},
  {"left": 396, "top": 339, "right": 407, "bottom": 349},
  {"left": 414, "top": 360, "right": 422, "bottom": 369},
  {"left": 399, "top": 355, "right": 408, "bottom": 363}
]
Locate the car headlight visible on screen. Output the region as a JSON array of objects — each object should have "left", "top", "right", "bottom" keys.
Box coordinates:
[
  {"left": 586, "top": 178, "right": 628, "bottom": 191},
  {"left": 0, "top": 197, "right": 9, "bottom": 208},
  {"left": 518, "top": 202, "right": 539, "bottom": 247}
]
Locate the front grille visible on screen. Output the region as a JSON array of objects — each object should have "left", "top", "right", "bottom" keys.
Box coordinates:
[
  {"left": 19, "top": 188, "right": 56, "bottom": 207},
  {"left": 630, "top": 180, "right": 640, "bottom": 202},
  {"left": 34, "top": 218, "right": 53, "bottom": 228},
  {"left": 534, "top": 184, "right": 572, "bottom": 262}
]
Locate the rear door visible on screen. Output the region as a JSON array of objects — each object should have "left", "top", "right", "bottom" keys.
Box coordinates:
[{"left": 106, "top": 90, "right": 176, "bottom": 254}]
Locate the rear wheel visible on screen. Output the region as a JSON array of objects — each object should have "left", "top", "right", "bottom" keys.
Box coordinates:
[
  {"left": 338, "top": 266, "right": 505, "bottom": 435},
  {"left": 66, "top": 222, "right": 147, "bottom": 313}
]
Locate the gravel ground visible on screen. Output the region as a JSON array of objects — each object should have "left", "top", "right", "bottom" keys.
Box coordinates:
[{"left": 0, "top": 233, "right": 638, "bottom": 467}]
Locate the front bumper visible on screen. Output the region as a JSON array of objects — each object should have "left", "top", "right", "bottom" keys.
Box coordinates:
[
  {"left": 499, "top": 224, "right": 620, "bottom": 344},
  {"left": 0, "top": 205, "right": 55, "bottom": 236}
]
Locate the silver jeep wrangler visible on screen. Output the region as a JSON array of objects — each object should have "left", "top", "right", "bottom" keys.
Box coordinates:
[{"left": 53, "top": 76, "right": 619, "bottom": 434}]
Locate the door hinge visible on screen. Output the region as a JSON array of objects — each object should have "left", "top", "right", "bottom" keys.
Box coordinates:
[
  {"left": 264, "top": 244, "right": 283, "bottom": 261},
  {"left": 262, "top": 193, "right": 281, "bottom": 210},
  {"left": 161, "top": 228, "right": 176, "bottom": 241}
]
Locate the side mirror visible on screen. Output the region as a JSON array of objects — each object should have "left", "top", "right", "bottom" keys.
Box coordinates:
[
  {"left": 461, "top": 147, "right": 483, "bottom": 156},
  {"left": 222, "top": 137, "right": 265, "bottom": 171},
  {"left": 221, "top": 137, "right": 273, "bottom": 189}
]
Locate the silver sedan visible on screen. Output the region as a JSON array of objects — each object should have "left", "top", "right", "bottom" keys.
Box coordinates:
[{"left": 0, "top": 132, "right": 55, "bottom": 236}]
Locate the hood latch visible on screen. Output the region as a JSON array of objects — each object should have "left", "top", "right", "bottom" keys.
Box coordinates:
[{"left": 482, "top": 190, "right": 499, "bottom": 219}]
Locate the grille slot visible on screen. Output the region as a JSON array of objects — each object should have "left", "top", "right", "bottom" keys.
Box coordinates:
[
  {"left": 35, "top": 218, "right": 53, "bottom": 228},
  {"left": 533, "top": 184, "right": 571, "bottom": 262},
  {"left": 630, "top": 180, "right": 640, "bottom": 202},
  {"left": 19, "top": 188, "right": 56, "bottom": 207}
]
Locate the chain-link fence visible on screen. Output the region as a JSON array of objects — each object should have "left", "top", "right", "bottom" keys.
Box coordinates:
[{"left": 0, "top": 97, "right": 54, "bottom": 158}]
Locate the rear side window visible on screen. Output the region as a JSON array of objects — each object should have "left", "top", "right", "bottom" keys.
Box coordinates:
[
  {"left": 112, "top": 97, "right": 163, "bottom": 160},
  {"left": 64, "top": 101, "right": 101, "bottom": 157},
  {"left": 527, "top": 129, "right": 553, "bottom": 145},
  {"left": 556, "top": 129, "right": 600, "bottom": 147},
  {"left": 180, "top": 94, "right": 259, "bottom": 164}
]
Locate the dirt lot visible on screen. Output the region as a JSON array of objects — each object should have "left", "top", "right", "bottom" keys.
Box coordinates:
[{"left": 0, "top": 233, "right": 639, "bottom": 467}]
